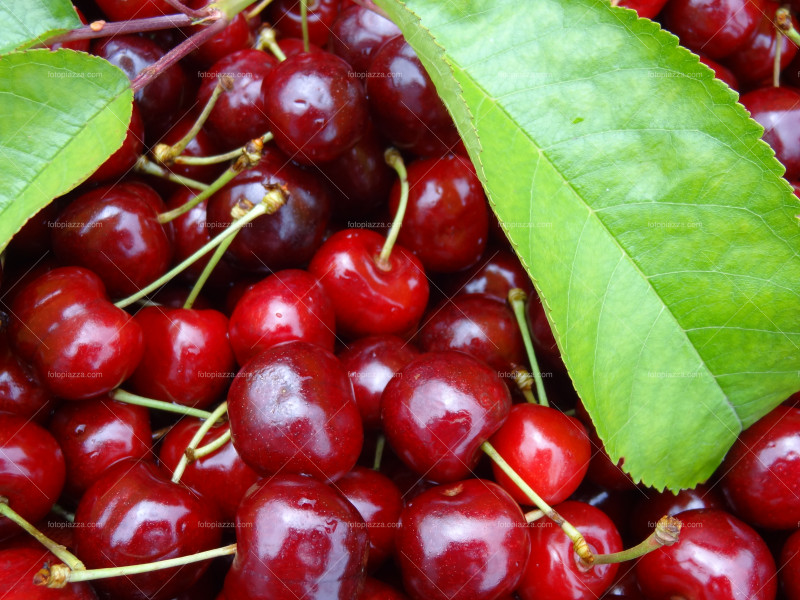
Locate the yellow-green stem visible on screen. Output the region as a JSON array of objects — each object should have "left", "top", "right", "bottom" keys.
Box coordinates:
[
  {"left": 379, "top": 148, "right": 408, "bottom": 266},
  {"left": 111, "top": 389, "right": 213, "bottom": 419},
  {"left": 135, "top": 156, "right": 209, "bottom": 191},
  {"left": 172, "top": 402, "right": 229, "bottom": 483},
  {"left": 508, "top": 288, "right": 549, "bottom": 407}
]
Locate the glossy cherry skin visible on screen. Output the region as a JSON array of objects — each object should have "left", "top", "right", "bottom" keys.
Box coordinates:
[
  {"left": 337, "top": 334, "right": 419, "bottom": 429},
  {"left": 661, "top": 0, "right": 765, "bottom": 59},
  {"left": 382, "top": 351, "right": 512, "bottom": 482},
  {"left": 0, "top": 546, "right": 98, "bottom": 600},
  {"left": 95, "top": 0, "right": 173, "bottom": 21},
  {"left": 396, "top": 479, "right": 529, "bottom": 600},
  {"left": 489, "top": 403, "right": 591, "bottom": 506},
  {"left": 228, "top": 269, "right": 335, "bottom": 365},
  {"left": 159, "top": 418, "right": 259, "bottom": 520},
  {"left": 0, "top": 415, "right": 65, "bottom": 542},
  {"left": 418, "top": 294, "right": 525, "bottom": 376},
  {"left": 780, "top": 529, "right": 800, "bottom": 599},
  {"left": 263, "top": 51, "right": 369, "bottom": 164},
  {"left": 8, "top": 267, "right": 144, "bottom": 400},
  {"left": 49, "top": 397, "right": 151, "bottom": 499},
  {"left": 227, "top": 341, "right": 363, "bottom": 482},
  {"left": 719, "top": 405, "right": 800, "bottom": 529},
  {"left": 88, "top": 101, "right": 144, "bottom": 183},
  {"left": 360, "top": 578, "right": 411, "bottom": 600},
  {"left": 308, "top": 228, "right": 429, "bottom": 338},
  {"left": 267, "top": 0, "right": 341, "bottom": 47},
  {"left": 51, "top": 182, "right": 173, "bottom": 297},
  {"left": 197, "top": 49, "right": 278, "bottom": 149},
  {"left": 444, "top": 248, "right": 533, "bottom": 302},
  {"left": 635, "top": 508, "right": 777, "bottom": 600},
  {"left": 629, "top": 483, "right": 725, "bottom": 543},
  {"left": 0, "top": 333, "right": 56, "bottom": 422},
  {"left": 74, "top": 459, "right": 222, "bottom": 600},
  {"left": 206, "top": 147, "right": 332, "bottom": 271},
  {"left": 389, "top": 154, "right": 488, "bottom": 272},
  {"left": 698, "top": 55, "right": 740, "bottom": 90},
  {"left": 330, "top": 4, "right": 401, "bottom": 75},
  {"left": 129, "top": 306, "right": 235, "bottom": 409},
  {"left": 614, "top": 0, "right": 668, "bottom": 18},
  {"left": 518, "top": 501, "right": 622, "bottom": 600},
  {"left": 336, "top": 466, "right": 404, "bottom": 571},
  {"left": 185, "top": 2, "right": 254, "bottom": 68},
  {"left": 223, "top": 474, "right": 369, "bottom": 600}
]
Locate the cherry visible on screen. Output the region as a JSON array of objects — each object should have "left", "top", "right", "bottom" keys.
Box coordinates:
[
  {"left": 49, "top": 397, "right": 152, "bottom": 499},
  {"left": 227, "top": 341, "right": 363, "bottom": 482},
  {"left": 489, "top": 403, "right": 591, "bottom": 506},
  {"left": 51, "top": 182, "right": 173, "bottom": 297},
  {"left": 635, "top": 508, "right": 777, "bottom": 600},
  {"left": 337, "top": 334, "right": 419, "bottom": 430},
  {"left": 185, "top": 2, "right": 255, "bottom": 68},
  {"left": 661, "top": 0, "right": 765, "bottom": 60},
  {"left": 223, "top": 473, "right": 369, "bottom": 600},
  {"left": 417, "top": 293, "right": 525, "bottom": 376},
  {"left": 129, "top": 306, "right": 235, "bottom": 409},
  {"left": 526, "top": 292, "right": 567, "bottom": 372},
  {"left": 330, "top": 4, "right": 401, "bottom": 75},
  {"left": 88, "top": 101, "right": 144, "bottom": 183},
  {"left": 780, "top": 529, "right": 800, "bottom": 599},
  {"left": 0, "top": 546, "right": 98, "bottom": 600},
  {"left": 5, "top": 199, "right": 61, "bottom": 259},
  {"left": 0, "top": 415, "right": 65, "bottom": 542},
  {"left": 719, "top": 404, "right": 800, "bottom": 530},
  {"left": 308, "top": 228, "right": 429, "bottom": 338},
  {"left": 518, "top": 501, "right": 622, "bottom": 600},
  {"left": 741, "top": 85, "right": 800, "bottom": 181},
  {"left": 228, "top": 268, "right": 336, "bottom": 365},
  {"left": 155, "top": 114, "right": 227, "bottom": 184},
  {"left": 0, "top": 333, "right": 57, "bottom": 423},
  {"left": 698, "top": 55, "right": 740, "bottom": 90},
  {"left": 444, "top": 248, "right": 534, "bottom": 302},
  {"left": 74, "top": 459, "right": 222, "bottom": 600},
  {"left": 381, "top": 351, "right": 512, "bottom": 482},
  {"left": 395, "top": 479, "right": 530, "bottom": 600},
  {"left": 263, "top": 51, "right": 369, "bottom": 164},
  {"left": 629, "top": 483, "right": 725, "bottom": 542},
  {"left": 360, "top": 577, "right": 411, "bottom": 600},
  {"left": 267, "top": 0, "right": 341, "bottom": 47},
  {"left": 335, "top": 466, "right": 404, "bottom": 571},
  {"left": 159, "top": 418, "right": 259, "bottom": 520},
  {"left": 8, "top": 267, "right": 144, "bottom": 400},
  {"left": 614, "top": 0, "right": 668, "bottom": 18},
  {"left": 197, "top": 49, "right": 278, "bottom": 149},
  {"left": 276, "top": 36, "right": 324, "bottom": 57},
  {"left": 367, "top": 36, "right": 460, "bottom": 156},
  {"left": 94, "top": 0, "right": 173, "bottom": 21},
  {"left": 206, "top": 146, "right": 332, "bottom": 271}
]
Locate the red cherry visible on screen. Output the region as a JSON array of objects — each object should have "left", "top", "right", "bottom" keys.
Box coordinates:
[
  {"left": 87, "top": 101, "right": 144, "bottom": 183},
  {"left": 780, "top": 529, "right": 800, "bottom": 599},
  {"left": 360, "top": 577, "right": 411, "bottom": 600},
  {"left": 698, "top": 55, "right": 740, "bottom": 89},
  {"left": 95, "top": 0, "right": 173, "bottom": 21},
  {"left": 0, "top": 333, "right": 57, "bottom": 423},
  {"left": 267, "top": 0, "right": 341, "bottom": 47},
  {"left": 156, "top": 115, "right": 227, "bottom": 184},
  {"left": 0, "top": 546, "right": 97, "bottom": 599},
  {"left": 740, "top": 86, "right": 800, "bottom": 180},
  {"left": 330, "top": 4, "right": 401, "bottom": 74},
  {"left": 184, "top": 3, "right": 255, "bottom": 68},
  {"left": 526, "top": 293, "right": 567, "bottom": 373},
  {"left": 444, "top": 248, "right": 533, "bottom": 302}
]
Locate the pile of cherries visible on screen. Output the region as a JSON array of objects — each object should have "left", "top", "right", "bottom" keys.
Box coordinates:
[{"left": 1, "top": 0, "right": 800, "bottom": 599}]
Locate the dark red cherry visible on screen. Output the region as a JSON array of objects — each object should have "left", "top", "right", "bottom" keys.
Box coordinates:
[
  {"left": 95, "top": 0, "right": 173, "bottom": 21},
  {"left": 0, "top": 546, "right": 98, "bottom": 600},
  {"left": 395, "top": 479, "right": 530, "bottom": 600},
  {"left": 264, "top": 51, "right": 369, "bottom": 164},
  {"left": 337, "top": 334, "right": 419, "bottom": 429},
  {"left": 367, "top": 36, "right": 460, "bottom": 156},
  {"left": 445, "top": 248, "right": 533, "bottom": 302},
  {"left": 389, "top": 154, "right": 488, "bottom": 273},
  {"left": 526, "top": 293, "right": 567, "bottom": 372},
  {"left": 720, "top": 404, "right": 800, "bottom": 529},
  {"left": 629, "top": 483, "right": 725, "bottom": 542},
  {"left": 568, "top": 480, "right": 638, "bottom": 543},
  {"left": 51, "top": 182, "right": 173, "bottom": 297},
  {"left": 661, "top": 0, "right": 765, "bottom": 59},
  {"left": 8, "top": 267, "right": 144, "bottom": 400},
  {"left": 267, "top": 0, "right": 341, "bottom": 47},
  {"left": 330, "top": 4, "right": 401, "bottom": 75},
  {"left": 635, "top": 508, "right": 777, "bottom": 600},
  {"left": 614, "top": 0, "right": 668, "bottom": 18},
  {"left": 745, "top": 86, "right": 800, "bottom": 181},
  {"left": 489, "top": 403, "right": 591, "bottom": 506},
  {"left": 49, "top": 397, "right": 151, "bottom": 499},
  {"left": 0, "top": 333, "right": 57, "bottom": 423},
  {"left": 185, "top": 2, "right": 255, "bottom": 68},
  {"left": 382, "top": 351, "right": 511, "bottom": 482},
  {"left": 336, "top": 466, "right": 404, "bottom": 571},
  {"left": 276, "top": 36, "right": 324, "bottom": 57},
  {"left": 781, "top": 529, "right": 800, "bottom": 599},
  {"left": 698, "top": 55, "right": 740, "bottom": 89},
  {"left": 159, "top": 418, "right": 259, "bottom": 520},
  {"left": 74, "top": 459, "right": 222, "bottom": 600},
  {"left": 308, "top": 228, "right": 429, "bottom": 338},
  {"left": 129, "top": 306, "right": 235, "bottom": 409},
  {"left": 518, "top": 501, "right": 622, "bottom": 600},
  {"left": 360, "top": 578, "right": 411, "bottom": 600},
  {"left": 88, "top": 101, "right": 144, "bottom": 183},
  {"left": 228, "top": 268, "right": 335, "bottom": 365},
  {"left": 227, "top": 341, "right": 363, "bottom": 482},
  {"left": 223, "top": 473, "right": 368, "bottom": 600},
  {"left": 417, "top": 294, "right": 524, "bottom": 376},
  {"left": 197, "top": 49, "right": 278, "bottom": 149},
  {"left": 206, "top": 146, "right": 332, "bottom": 271},
  {"left": 0, "top": 415, "right": 65, "bottom": 542},
  {"left": 156, "top": 114, "right": 227, "bottom": 184}
]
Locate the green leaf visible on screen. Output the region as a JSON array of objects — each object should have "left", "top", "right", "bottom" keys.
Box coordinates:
[
  {"left": 0, "top": 49, "right": 132, "bottom": 251},
  {"left": 375, "top": 0, "right": 800, "bottom": 490},
  {"left": 0, "top": 0, "right": 81, "bottom": 54}
]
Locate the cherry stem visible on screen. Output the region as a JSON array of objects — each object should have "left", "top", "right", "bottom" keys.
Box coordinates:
[
  {"left": 513, "top": 367, "right": 537, "bottom": 404},
  {"left": 300, "top": 0, "right": 310, "bottom": 53},
  {"left": 525, "top": 508, "right": 545, "bottom": 523},
  {"left": 173, "top": 132, "right": 274, "bottom": 166},
  {"left": 0, "top": 499, "right": 85, "bottom": 571},
  {"left": 111, "top": 389, "right": 214, "bottom": 419},
  {"left": 255, "top": 26, "right": 287, "bottom": 61},
  {"left": 247, "top": 0, "right": 275, "bottom": 19},
  {"left": 777, "top": 8, "right": 800, "bottom": 46},
  {"left": 38, "top": 14, "right": 197, "bottom": 46},
  {"left": 588, "top": 515, "right": 682, "bottom": 567},
  {"left": 373, "top": 434, "right": 386, "bottom": 471},
  {"left": 135, "top": 156, "right": 209, "bottom": 191},
  {"left": 35, "top": 543, "right": 237, "bottom": 589},
  {"left": 774, "top": 10, "right": 784, "bottom": 88},
  {"left": 481, "top": 440, "right": 594, "bottom": 564},
  {"left": 172, "top": 402, "right": 228, "bottom": 483},
  {"left": 162, "top": 0, "right": 208, "bottom": 18},
  {"left": 379, "top": 148, "right": 408, "bottom": 267},
  {"left": 191, "top": 428, "right": 232, "bottom": 461},
  {"left": 215, "top": 0, "right": 260, "bottom": 20},
  {"left": 183, "top": 233, "right": 235, "bottom": 309},
  {"left": 508, "top": 288, "right": 549, "bottom": 407}
]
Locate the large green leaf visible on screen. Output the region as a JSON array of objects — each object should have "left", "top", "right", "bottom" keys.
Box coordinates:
[
  {"left": 0, "top": 49, "right": 132, "bottom": 251},
  {"left": 0, "top": 0, "right": 81, "bottom": 54},
  {"left": 375, "top": 0, "right": 800, "bottom": 490}
]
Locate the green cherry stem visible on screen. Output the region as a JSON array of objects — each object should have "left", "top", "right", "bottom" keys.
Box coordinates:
[
  {"left": 111, "top": 389, "right": 214, "bottom": 419},
  {"left": 174, "top": 132, "right": 274, "bottom": 166},
  {"left": 508, "top": 288, "right": 549, "bottom": 407},
  {"left": 172, "top": 402, "right": 228, "bottom": 483},
  {"left": 134, "top": 156, "right": 209, "bottom": 191},
  {"left": 481, "top": 440, "right": 594, "bottom": 564},
  {"left": 378, "top": 148, "right": 408, "bottom": 268},
  {"left": 255, "top": 26, "right": 287, "bottom": 61},
  {"left": 0, "top": 499, "right": 85, "bottom": 571},
  {"left": 300, "top": 0, "right": 310, "bottom": 53},
  {"left": 35, "top": 544, "right": 237, "bottom": 589},
  {"left": 774, "top": 9, "right": 784, "bottom": 88},
  {"left": 190, "top": 428, "right": 232, "bottom": 461},
  {"left": 247, "top": 0, "right": 275, "bottom": 19},
  {"left": 524, "top": 508, "right": 545, "bottom": 523},
  {"left": 777, "top": 8, "right": 800, "bottom": 45},
  {"left": 588, "top": 515, "right": 682, "bottom": 568},
  {"left": 372, "top": 434, "right": 386, "bottom": 471}
]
